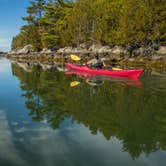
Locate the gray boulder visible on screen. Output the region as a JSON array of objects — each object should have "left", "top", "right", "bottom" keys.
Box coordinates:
[
  {"left": 57, "top": 47, "right": 72, "bottom": 53},
  {"left": 71, "top": 47, "right": 88, "bottom": 54},
  {"left": 88, "top": 43, "right": 103, "bottom": 52},
  {"left": 111, "top": 46, "right": 127, "bottom": 55},
  {"left": 17, "top": 45, "right": 33, "bottom": 54},
  {"left": 98, "top": 46, "right": 112, "bottom": 54},
  {"left": 57, "top": 48, "right": 66, "bottom": 54},
  {"left": 40, "top": 48, "right": 53, "bottom": 54},
  {"left": 57, "top": 47, "right": 88, "bottom": 54},
  {"left": 8, "top": 47, "right": 22, "bottom": 55},
  {"left": 79, "top": 43, "right": 89, "bottom": 49},
  {"left": 156, "top": 46, "right": 166, "bottom": 55}
]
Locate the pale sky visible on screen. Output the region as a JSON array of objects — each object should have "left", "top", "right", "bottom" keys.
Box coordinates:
[{"left": 0, "top": 0, "right": 29, "bottom": 52}]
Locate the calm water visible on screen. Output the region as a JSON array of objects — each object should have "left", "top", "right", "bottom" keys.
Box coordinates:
[{"left": 0, "top": 58, "right": 166, "bottom": 166}]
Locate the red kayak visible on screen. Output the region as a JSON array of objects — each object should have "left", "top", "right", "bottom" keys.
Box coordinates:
[{"left": 65, "top": 63, "right": 143, "bottom": 79}]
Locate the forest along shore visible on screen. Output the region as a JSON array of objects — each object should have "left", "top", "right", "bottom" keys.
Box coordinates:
[
  {"left": 4, "top": 43, "right": 166, "bottom": 69},
  {"left": 7, "top": 0, "right": 166, "bottom": 69}
]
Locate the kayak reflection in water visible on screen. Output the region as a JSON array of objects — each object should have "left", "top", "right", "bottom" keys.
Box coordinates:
[{"left": 86, "top": 53, "right": 106, "bottom": 69}]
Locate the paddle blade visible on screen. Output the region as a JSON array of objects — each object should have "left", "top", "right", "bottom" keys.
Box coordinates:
[
  {"left": 70, "top": 54, "right": 81, "bottom": 61},
  {"left": 70, "top": 81, "right": 80, "bottom": 87},
  {"left": 112, "top": 67, "right": 122, "bottom": 70}
]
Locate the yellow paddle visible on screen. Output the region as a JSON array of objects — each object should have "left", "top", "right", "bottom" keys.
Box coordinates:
[
  {"left": 70, "top": 54, "right": 81, "bottom": 61},
  {"left": 112, "top": 67, "right": 122, "bottom": 70},
  {"left": 70, "top": 81, "right": 80, "bottom": 87}
]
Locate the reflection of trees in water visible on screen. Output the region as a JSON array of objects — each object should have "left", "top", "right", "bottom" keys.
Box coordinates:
[{"left": 12, "top": 63, "right": 166, "bottom": 158}]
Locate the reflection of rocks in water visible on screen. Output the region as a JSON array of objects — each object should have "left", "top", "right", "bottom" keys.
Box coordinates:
[
  {"left": 11, "top": 61, "right": 32, "bottom": 72},
  {"left": 11, "top": 60, "right": 66, "bottom": 72},
  {"left": 39, "top": 64, "right": 57, "bottom": 71}
]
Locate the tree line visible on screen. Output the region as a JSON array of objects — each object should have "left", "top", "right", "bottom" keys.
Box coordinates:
[{"left": 12, "top": 0, "right": 166, "bottom": 51}]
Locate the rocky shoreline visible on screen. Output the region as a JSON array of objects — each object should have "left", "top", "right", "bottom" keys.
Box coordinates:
[{"left": 3, "top": 44, "right": 166, "bottom": 69}]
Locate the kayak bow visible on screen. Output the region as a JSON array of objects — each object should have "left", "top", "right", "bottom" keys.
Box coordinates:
[{"left": 65, "top": 63, "right": 143, "bottom": 79}]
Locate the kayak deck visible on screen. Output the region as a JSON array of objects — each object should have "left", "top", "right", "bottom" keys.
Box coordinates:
[{"left": 65, "top": 63, "right": 143, "bottom": 79}]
